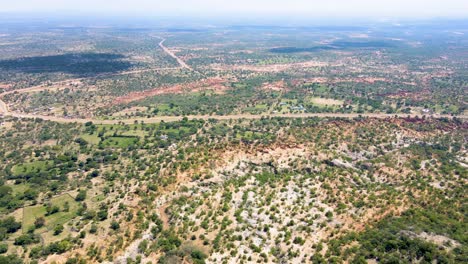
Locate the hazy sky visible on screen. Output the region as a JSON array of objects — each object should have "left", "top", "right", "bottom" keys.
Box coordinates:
[{"left": 1, "top": 0, "right": 468, "bottom": 19}]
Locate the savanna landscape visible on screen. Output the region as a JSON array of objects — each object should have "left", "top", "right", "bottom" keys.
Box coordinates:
[{"left": 0, "top": 14, "right": 466, "bottom": 264}]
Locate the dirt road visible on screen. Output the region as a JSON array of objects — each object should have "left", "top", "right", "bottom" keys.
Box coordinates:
[
  {"left": 158, "top": 38, "right": 193, "bottom": 70},
  {"left": 0, "top": 97, "right": 8, "bottom": 114},
  {"left": 1, "top": 111, "right": 465, "bottom": 124}
]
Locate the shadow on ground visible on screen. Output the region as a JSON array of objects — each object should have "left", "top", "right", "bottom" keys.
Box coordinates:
[
  {"left": 0, "top": 53, "right": 133, "bottom": 76},
  {"left": 269, "top": 40, "right": 397, "bottom": 53}
]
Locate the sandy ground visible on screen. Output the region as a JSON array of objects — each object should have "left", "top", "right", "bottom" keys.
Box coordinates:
[
  {"left": 310, "top": 97, "right": 344, "bottom": 106},
  {"left": 113, "top": 77, "right": 228, "bottom": 105}
]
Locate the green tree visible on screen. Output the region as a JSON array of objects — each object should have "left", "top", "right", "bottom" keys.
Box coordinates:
[
  {"left": 75, "top": 190, "right": 87, "bottom": 202},
  {"left": 54, "top": 225, "right": 64, "bottom": 236}
]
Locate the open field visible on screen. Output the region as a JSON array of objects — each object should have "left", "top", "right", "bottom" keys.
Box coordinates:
[{"left": 309, "top": 97, "right": 344, "bottom": 106}]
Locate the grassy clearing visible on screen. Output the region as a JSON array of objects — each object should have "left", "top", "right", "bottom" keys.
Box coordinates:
[
  {"left": 121, "top": 130, "right": 147, "bottom": 137},
  {"left": 163, "top": 127, "right": 191, "bottom": 135},
  {"left": 102, "top": 136, "right": 139, "bottom": 147},
  {"left": 23, "top": 205, "right": 47, "bottom": 230},
  {"left": 23, "top": 194, "right": 79, "bottom": 231},
  {"left": 91, "top": 194, "right": 106, "bottom": 203},
  {"left": 12, "top": 160, "right": 52, "bottom": 176},
  {"left": 81, "top": 124, "right": 147, "bottom": 145},
  {"left": 305, "top": 83, "right": 329, "bottom": 93},
  {"left": 157, "top": 104, "right": 172, "bottom": 111},
  {"left": 243, "top": 104, "right": 270, "bottom": 114},
  {"left": 254, "top": 104, "right": 268, "bottom": 110},
  {"left": 81, "top": 133, "right": 101, "bottom": 144},
  {"left": 9, "top": 183, "right": 29, "bottom": 196},
  {"left": 155, "top": 103, "right": 180, "bottom": 115}
]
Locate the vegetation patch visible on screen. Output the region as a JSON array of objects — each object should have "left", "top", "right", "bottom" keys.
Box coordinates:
[{"left": 23, "top": 194, "right": 79, "bottom": 233}]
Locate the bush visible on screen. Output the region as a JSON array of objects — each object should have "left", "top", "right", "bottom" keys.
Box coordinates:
[
  {"left": 14, "top": 233, "right": 39, "bottom": 245},
  {"left": 75, "top": 190, "right": 87, "bottom": 201},
  {"left": 110, "top": 221, "right": 120, "bottom": 230},
  {"left": 191, "top": 250, "right": 207, "bottom": 263},
  {"left": 0, "top": 254, "right": 23, "bottom": 264},
  {"left": 0, "top": 243, "right": 7, "bottom": 254},
  {"left": 34, "top": 217, "right": 45, "bottom": 228},
  {"left": 293, "top": 237, "right": 305, "bottom": 245},
  {"left": 97, "top": 210, "right": 108, "bottom": 221},
  {"left": 45, "top": 239, "right": 72, "bottom": 254},
  {"left": 45, "top": 204, "right": 60, "bottom": 216},
  {"left": 156, "top": 230, "right": 181, "bottom": 252},
  {"left": 54, "top": 225, "right": 64, "bottom": 236},
  {"left": 0, "top": 217, "right": 21, "bottom": 233}
]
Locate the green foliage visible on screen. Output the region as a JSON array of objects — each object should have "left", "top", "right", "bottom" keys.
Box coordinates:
[
  {"left": 54, "top": 224, "right": 64, "bottom": 235},
  {"left": 110, "top": 220, "right": 120, "bottom": 230},
  {"left": 44, "top": 238, "right": 75, "bottom": 255},
  {"left": 14, "top": 233, "right": 39, "bottom": 245},
  {"left": 159, "top": 244, "right": 207, "bottom": 264},
  {"left": 156, "top": 230, "right": 182, "bottom": 253},
  {"left": 0, "top": 254, "right": 23, "bottom": 264},
  {"left": 0, "top": 244, "right": 8, "bottom": 254},
  {"left": 330, "top": 207, "right": 466, "bottom": 262},
  {"left": 75, "top": 189, "right": 87, "bottom": 202},
  {"left": 0, "top": 217, "right": 21, "bottom": 234}
]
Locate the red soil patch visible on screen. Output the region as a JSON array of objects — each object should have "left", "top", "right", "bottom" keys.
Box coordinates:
[
  {"left": 0, "top": 83, "right": 12, "bottom": 90},
  {"left": 113, "top": 77, "right": 229, "bottom": 105},
  {"left": 295, "top": 77, "right": 416, "bottom": 86},
  {"left": 260, "top": 80, "right": 289, "bottom": 92}
]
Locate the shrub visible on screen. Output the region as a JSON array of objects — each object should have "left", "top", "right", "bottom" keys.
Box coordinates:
[
  {"left": 110, "top": 221, "right": 120, "bottom": 230},
  {"left": 54, "top": 225, "right": 64, "bottom": 235},
  {"left": 75, "top": 190, "right": 87, "bottom": 201},
  {"left": 0, "top": 217, "right": 21, "bottom": 233},
  {"left": 34, "top": 217, "right": 45, "bottom": 228},
  {"left": 0, "top": 243, "right": 7, "bottom": 254},
  {"left": 14, "top": 233, "right": 39, "bottom": 245}
]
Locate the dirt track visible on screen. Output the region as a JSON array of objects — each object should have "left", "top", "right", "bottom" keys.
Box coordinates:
[
  {"left": 0, "top": 97, "right": 8, "bottom": 114},
  {"left": 1, "top": 111, "right": 465, "bottom": 125},
  {"left": 158, "top": 38, "right": 192, "bottom": 70}
]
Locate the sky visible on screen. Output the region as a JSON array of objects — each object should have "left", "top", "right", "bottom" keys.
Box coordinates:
[{"left": 1, "top": 0, "right": 467, "bottom": 19}]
